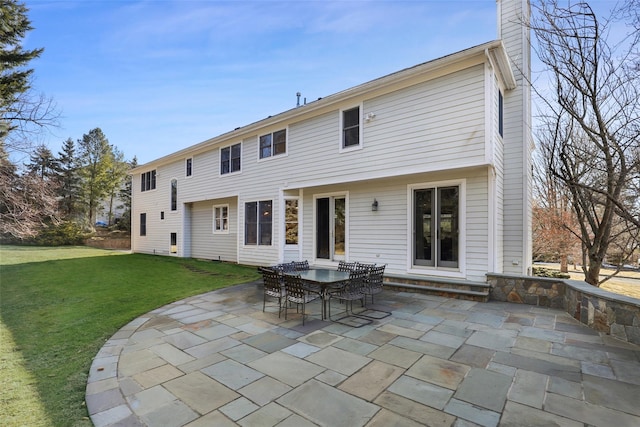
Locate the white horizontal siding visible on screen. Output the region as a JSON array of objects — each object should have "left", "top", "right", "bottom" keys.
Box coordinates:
[{"left": 190, "top": 198, "right": 238, "bottom": 262}]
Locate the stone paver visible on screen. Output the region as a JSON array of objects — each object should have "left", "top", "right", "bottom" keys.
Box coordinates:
[{"left": 87, "top": 281, "right": 640, "bottom": 427}]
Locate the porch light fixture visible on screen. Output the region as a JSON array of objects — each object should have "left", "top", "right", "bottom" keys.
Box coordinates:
[{"left": 371, "top": 199, "right": 378, "bottom": 211}]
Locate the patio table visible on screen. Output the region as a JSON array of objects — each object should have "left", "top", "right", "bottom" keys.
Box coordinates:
[{"left": 284, "top": 268, "right": 350, "bottom": 320}]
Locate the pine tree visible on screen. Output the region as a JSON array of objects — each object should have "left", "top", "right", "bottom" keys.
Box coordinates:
[
  {"left": 0, "top": 0, "right": 54, "bottom": 150},
  {"left": 78, "top": 128, "right": 113, "bottom": 225},
  {"left": 25, "top": 144, "right": 58, "bottom": 179},
  {"left": 56, "top": 138, "right": 81, "bottom": 219}
]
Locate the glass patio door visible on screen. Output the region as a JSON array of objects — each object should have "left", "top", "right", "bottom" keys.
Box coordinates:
[
  {"left": 413, "top": 187, "right": 459, "bottom": 268},
  {"left": 316, "top": 196, "right": 346, "bottom": 261}
]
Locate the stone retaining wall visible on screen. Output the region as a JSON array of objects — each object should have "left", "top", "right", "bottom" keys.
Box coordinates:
[{"left": 487, "top": 273, "right": 640, "bottom": 345}]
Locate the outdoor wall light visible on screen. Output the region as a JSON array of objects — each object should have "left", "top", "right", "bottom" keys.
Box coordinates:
[{"left": 371, "top": 199, "right": 379, "bottom": 211}]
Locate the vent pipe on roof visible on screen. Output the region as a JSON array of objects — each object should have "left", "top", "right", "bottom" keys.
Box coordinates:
[{"left": 296, "top": 92, "right": 301, "bottom": 107}]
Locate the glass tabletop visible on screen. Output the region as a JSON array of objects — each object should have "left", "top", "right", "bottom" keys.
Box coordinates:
[{"left": 292, "top": 269, "right": 350, "bottom": 284}]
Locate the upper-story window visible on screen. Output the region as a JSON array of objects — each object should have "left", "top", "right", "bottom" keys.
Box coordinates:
[
  {"left": 186, "top": 158, "right": 192, "bottom": 177},
  {"left": 341, "top": 106, "right": 361, "bottom": 149},
  {"left": 170, "top": 179, "right": 177, "bottom": 211},
  {"left": 141, "top": 170, "right": 156, "bottom": 192},
  {"left": 259, "top": 129, "right": 287, "bottom": 159},
  {"left": 221, "top": 143, "right": 241, "bottom": 175},
  {"left": 498, "top": 90, "right": 504, "bottom": 138}
]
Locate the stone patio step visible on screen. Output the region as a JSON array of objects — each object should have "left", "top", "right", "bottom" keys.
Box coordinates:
[{"left": 384, "top": 276, "right": 490, "bottom": 302}]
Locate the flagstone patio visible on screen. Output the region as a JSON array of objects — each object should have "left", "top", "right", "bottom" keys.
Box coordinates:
[{"left": 86, "top": 281, "right": 640, "bottom": 427}]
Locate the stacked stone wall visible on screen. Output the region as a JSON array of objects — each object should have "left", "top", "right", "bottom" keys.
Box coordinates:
[{"left": 487, "top": 274, "right": 640, "bottom": 345}]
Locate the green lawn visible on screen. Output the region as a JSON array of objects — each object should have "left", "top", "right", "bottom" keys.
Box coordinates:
[{"left": 0, "top": 246, "right": 260, "bottom": 427}]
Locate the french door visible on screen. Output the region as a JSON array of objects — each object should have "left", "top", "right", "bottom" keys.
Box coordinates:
[
  {"left": 316, "top": 196, "right": 346, "bottom": 261},
  {"left": 413, "top": 186, "right": 459, "bottom": 268}
]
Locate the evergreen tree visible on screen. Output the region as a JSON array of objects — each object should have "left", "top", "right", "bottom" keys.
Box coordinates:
[
  {"left": 118, "top": 156, "right": 137, "bottom": 231},
  {"left": 104, "top": 146, "right": 129, "bottom": 226},
  {"left": 1, "top": 0, "right": 56, "bottom": 152},
  {"left": 56, "top": 137, "right": 81, "bottom": 219},
  {"left": 25, "top": 144, "right": 58, "bottom": 179},
  {"left": 78, "top": 128, "right": 113, "bottom": 225}
]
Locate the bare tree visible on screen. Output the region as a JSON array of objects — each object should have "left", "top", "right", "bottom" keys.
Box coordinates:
[
  {"left": 532, "top": 1, "right": 640, "bottom": 285},
  {"left": 0, "top": 142, "right": 59, "bottom": 240}
]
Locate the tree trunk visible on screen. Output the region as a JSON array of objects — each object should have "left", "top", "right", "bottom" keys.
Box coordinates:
[
  {"left": 560, "top": 254, "right": 568, "bottom": 273},
  {"left": 585, "top": 259, "right": 601, "bottom": 286}
]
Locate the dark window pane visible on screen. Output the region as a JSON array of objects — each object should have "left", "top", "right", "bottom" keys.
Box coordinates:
[
  {"left": 140, "top": 213, "right": 147, "bottom": 236},
  {"left": 343, "top": 107, "right": 360, "bottom": 147},
  {"left": 260, "top": 134, "right": 271, "bottom": 158},
  {"left": 259, "top": 200, "right": 272, "bottom": 245},
  {"left": 414, "top": 189, "right": 434, "bottom": 266},
  {"left": 343, "top": 127, "right": 359, "bottom": 147},
  {"left": 186, "top": 158, "right": 192, "bottom": 176},
  {"left": 273, "top": 130, "right": 286, "bottom": 155},
  {"left": 316, "top": 198, "right": 330, "bottom": 259},
  {"left": 170, "top": 179, "right": 177, "bottom": 211},
  {"left": 245, "top": 202, "right": 257, "bottom": 245},
  {"left": 344, "top": 107, "right": 359, "bottom": 127},
  {"left": 438, "top": 187, "right": 459, "bottom": 267}
]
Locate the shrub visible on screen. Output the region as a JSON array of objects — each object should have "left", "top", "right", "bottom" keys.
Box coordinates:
[
  {"left": 532, "top": 266, "right": 571, "bottom": 279},
  {"left": 32, "top": 221, "right": 91, "bottom": 246}
]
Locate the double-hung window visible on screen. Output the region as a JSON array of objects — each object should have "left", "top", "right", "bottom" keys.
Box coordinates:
[
  {"left": 213, "top": 205, "right": 229, "bottom": 233},
  {"left": 141, "top": 170, "right": 156, "bottom": 192},
  {"left": 220, "top": 143, "right": 241, "bottom": 175},
  {"left": 341, "top": 106, "right": 361, "bottom": 149},
  {"left": 245, "top": 200, "right": 272, "bottom": 245},
  {"left": 259, "top": 129, "right": 287, "bottom": 159},
  {"left": 186, "top": 158, "right": 192, "bottom": 177}
]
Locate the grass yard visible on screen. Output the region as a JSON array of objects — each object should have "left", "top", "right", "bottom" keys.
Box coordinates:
[{"left": 0, "top": 246, "right": 260, "bottom": 427}]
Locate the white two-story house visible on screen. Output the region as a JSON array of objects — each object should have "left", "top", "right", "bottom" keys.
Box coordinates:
[{"left": 131, "top": 0, "right": 532, "bottom": 285}]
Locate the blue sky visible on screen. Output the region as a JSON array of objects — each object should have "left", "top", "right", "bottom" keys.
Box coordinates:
[
  {"left": 21, "top": 0, "right": 624, "bottom": 165},
  {"left": 23, "top": 0, "right": 501, "bottom": 164}
]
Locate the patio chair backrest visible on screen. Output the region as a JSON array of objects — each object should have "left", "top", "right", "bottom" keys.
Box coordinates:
[
  {"left": 357, "top": 262, "right": 376, "bottom": 272},
  {"left": 283, "top": 274, "right": 305, "bottom": 300},
  {"left": 292, "top": 260, "right": 309, "bottom": 271},
  {"left": 367, "top": 265, "right": 385, "bottom": 286},
  {"left": 261, "top": 268, "right": 282, "bottom": 293},
  {"left": 346, "top": 268, "right": 368, "bottom": 291},
  {"left": 338, "top": 261, "right": 358, "bottom": 272}
]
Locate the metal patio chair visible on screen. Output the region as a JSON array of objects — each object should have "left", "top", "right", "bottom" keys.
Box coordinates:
[
  {"left": 283, "top": 273, "right": 319, "bottom": 325},
  {"left": 328, "top": 268, "right": 371, "bottom": 325},
  {"left": 260, "top": 267, "right": 285, "bottom": 317}
]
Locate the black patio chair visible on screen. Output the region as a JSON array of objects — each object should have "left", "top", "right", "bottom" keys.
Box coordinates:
[
  {"left": 338, "top": 261, "right": 358, "bottom": 272},
  {"left": 283, "top": 274, "right": 319, "bottom": 325},
  {"left": 292, "top": 260, "right": 310, "bottom": 271},
  {"left": 260, "top": 267, "right": 285, "bottom": 317},
  {"left": 362, "top": 264, "right": 385, "bottom": 304},
  {"left": 328, "top": 268, "right": 371, "bottom": 325}
]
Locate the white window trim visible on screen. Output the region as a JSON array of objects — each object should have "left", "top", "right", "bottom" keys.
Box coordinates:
[
  {"left": 406, "top": 179, "right": 466, "bottom": 278},
  {"left": 219, "top": 142, "right": 242, "bottom": 176},
  {"left": 213, "top": 204, "right": 230, "bottom": 234},
  {"left": 257, "top": 127, "right": 289, "bottom": 161},
  {"left": 339, "top": 103, "right": 363, "bottom": 153}
]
